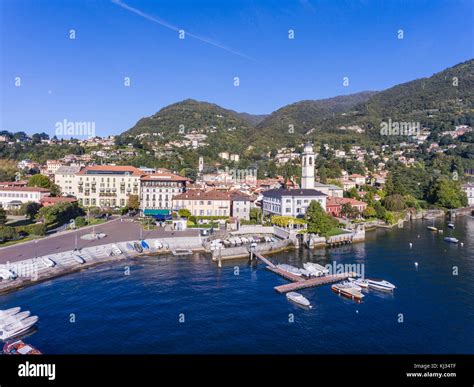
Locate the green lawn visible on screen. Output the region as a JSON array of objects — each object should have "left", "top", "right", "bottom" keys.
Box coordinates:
[{"left": 323, "top": 228, "right": 348, "bottom": 237}]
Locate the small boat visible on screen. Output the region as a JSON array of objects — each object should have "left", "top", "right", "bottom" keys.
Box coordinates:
[
  {"left": 133, "top": 242, "right": 143, "bottom": 253},
  {"left": 41, "top": 257, "right": 56, "bottom": 268},
  {"left": 73, "top": 255, "right": 85, "bottom": 264},
  {"left": 340, "top": 280, "right": 362, "bottom": 291},
  {"left": 277, "top": 264, "right": 302, "bottom": 276},
  {"left": 141, "top": 240, "right": 150, "bottom": 249},
  {"left": 444, "top": 237, "right": 459, "bottom": 244},
  {"left": 427, "top": 226, "right": 438, "bottom": 231},
  {"left": 3, "top": 340, "right": 41, "bottom": 355},
  {"left": 367, "top": 278, "right": 396, "bottom": 291},
  {"left": 286, "top": 292, "right": 312, "bottom": 308},
  {"left": 0, "top": 268, "right": 17, "bottom": 280},
  {"left": 348, "top": 277, "right": 369, "bottom": 288},
  {"left": 0, "top": 307, "right": 21, "bottom": 319},
  {"left": 0, "top": 316, "right": 38, "bottom": 341},
  {"left": 299, "top": 269, "right": 314, "bottom": 278},
  {"left": 0, "top": 311, "right": 31, "bottom": 328},
  {"left": 172, "top": 249, "right": 193, "bottom": 256},
  {"left": 447, "top": 223, "right": 455, "bottom": 229},
  {"left": 126, "top": 242, "right": 134, "bottom": 250},
  {"left": 303, "top": 262, "right": 329, "bottom": 276},
  {"left": 110, "top": 245, "right": 122, "bottom": 255},
  {"left": 332, "top": 283, "right": 364, "bottom": 301}
]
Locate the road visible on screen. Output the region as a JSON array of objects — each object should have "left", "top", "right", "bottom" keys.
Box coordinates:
[{"left": 0, "top": 218, "right": 199, "bottom": 265}]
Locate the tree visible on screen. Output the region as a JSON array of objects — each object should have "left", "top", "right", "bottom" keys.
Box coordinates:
[
  {"left": 20, "top": 202, "right": 42, "bottom": 220},
  {"left": 319, "top": 165, "right": 327, "bottom": 184},
  {"left": 127, "top": 195, "right": 140, "bottom": 210},
  {"left": 341, "top": 203, "right": 360, "bottom": 219},
  {"left": 249, "top": 208, "right": 262, "bottom": 223},
  {"left": 362, "top": 206, "right": 377, "bottom": 218},
  {"left": 383, "top": 194, "right": 407, "bottom": 212},
  {"left": 427, "top": 179, "right": 468, "bottom": 209},
  {"left": 27, "top": 174, "right": 60, "bottom": 196},
  {"left": 0, "top": 207, "right": 7, "bottom": 226},
  {"left": 305, "top": 200, "right": 339, "bottom": 235},
  {"left": 37, "top": 202, "right": 85, "bottom": 227},
  {"left": 178, "top": 208, "right": 192, "bottom": 218}
]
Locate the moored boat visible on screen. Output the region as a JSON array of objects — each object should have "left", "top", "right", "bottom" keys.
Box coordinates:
[
  {"left": 0, "top": 316, "right": 39, "bottom": 341},
  {"left": 276, "top": 264, "right": 302, "bottom": 276},
  {"left": 444, "top": 237, "right": 459, "bottom": 244},
  {"left": 348, "top": 277, "right": 369, "bottom": 288},
  {"left": 447, "top": 223, "right": 455, "bottom": 229},
  {"left": 141, "top": 240, "right": 150, "bottom": 249},
  {"left": 73, "top": 255, "right": 85, "bottom": 264},
  {"left": 339, "top": 280, "right": 362, "bottom": 291},
  {"left": 3, "top": 340, "right": 41, "bottom": 355},
  {"left": 41, "top": 257, "right": 56, "bottom": 268},
  {"left": 0, "top": 268, "right": 17, "bottom": 280},
  {"left": 0, "top": 307, "right": 21, "bottom": 319},
  {"left": 0, "top": 311, "right": 31, "bottom": 328},
  {"left": 367, "top": 278, "right": 396, "bottom": 291},
  {"left": 332, "top": 283, "right": 364, "bottom": 301},
  {"left": 133, "top": 241, "right": 143, "bottom": 253},
  {"left": 427, "top": 226, "right": 437, "bottom": 231},
  {"left": 303, "top": 262, "right": 329, "bottom": 276},
  {"left": 286, "top": 292, "right": 312, "bottom": 308}
]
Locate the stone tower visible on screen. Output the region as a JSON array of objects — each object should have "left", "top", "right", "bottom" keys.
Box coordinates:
[
  {"left": 301, "top": 143, "right": 315, "bottom": 189},
  {"left": 198, "top": 156, "right": 204, "bottom": 173}
]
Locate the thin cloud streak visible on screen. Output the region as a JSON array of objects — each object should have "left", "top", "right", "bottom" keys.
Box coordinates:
[{"left": 111, "top": 0, "right": 259, "bottom": 62}]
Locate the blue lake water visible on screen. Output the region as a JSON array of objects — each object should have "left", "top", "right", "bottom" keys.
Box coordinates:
[{"left": 1, "top": 217, "right": 473, "bottom": 354}]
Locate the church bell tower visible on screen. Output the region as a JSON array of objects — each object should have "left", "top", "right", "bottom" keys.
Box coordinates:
[{"left": 301, "top": 143, "right": 315, "bottom": 189}]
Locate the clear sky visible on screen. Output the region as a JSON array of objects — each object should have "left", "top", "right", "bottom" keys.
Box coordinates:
[{"left": 1, "top": 0, "right": 473, "bottom": 136}]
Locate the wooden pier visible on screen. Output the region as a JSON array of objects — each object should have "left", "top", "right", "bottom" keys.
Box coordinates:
[
  {"left": 266, "top": 266, "right": 305, "bottom": 282},
  {"left": 273, "top": 272, "right": 356, "bottom": 294},
  {"left": 252, "top": 251, "right": 276, "bottom": 268}
]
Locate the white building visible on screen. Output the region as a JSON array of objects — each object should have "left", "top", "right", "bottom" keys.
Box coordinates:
[
  {"left": 75, "top": 165, "right": 143, "bottom": 208},
  {"left": 313, "top": 182, "right": 344, "bottom": 198},
  {"left": 301, "top": 143, "right": 316, "bottom": 189},
  {"left": 54, "top": 166, "right": 82, "bottom": 196},
  {"left": 462, "top": 183, "right": 474, "bottom": 206},
  {"left": 0, "top": 187, "right": 51, "bottom": 209},
  {"left": 262, "top": 143, "right": 327, "bottom": 217},
  {"left": 262, "top": 188, "right": 327, "bottom": 217}
]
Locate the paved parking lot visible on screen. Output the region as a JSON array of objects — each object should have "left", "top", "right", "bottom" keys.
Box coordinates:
[{"left": 0, "top": 218, "right": 200, "bottom": 264}]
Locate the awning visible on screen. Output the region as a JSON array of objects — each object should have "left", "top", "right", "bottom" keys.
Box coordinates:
[{"left": 143, "top": 209, "right": 170, "bottom": 216}]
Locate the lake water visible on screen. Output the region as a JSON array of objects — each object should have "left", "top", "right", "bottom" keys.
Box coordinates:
[{"left": 1, "top": 217, "right": 473, "bottom": 354}]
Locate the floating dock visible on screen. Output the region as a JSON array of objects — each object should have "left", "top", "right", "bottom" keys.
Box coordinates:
[{"left": 273, "top": 272, "right": 357, "bottom": 294}]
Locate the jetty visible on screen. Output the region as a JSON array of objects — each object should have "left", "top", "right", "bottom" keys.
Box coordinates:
[{"left": 251, "top": 250, "right": 356, "bottom": 293}]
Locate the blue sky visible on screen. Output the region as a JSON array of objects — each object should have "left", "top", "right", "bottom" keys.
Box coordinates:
[{"left": 1, "top": 0, "right": 473, "bottom": 136}]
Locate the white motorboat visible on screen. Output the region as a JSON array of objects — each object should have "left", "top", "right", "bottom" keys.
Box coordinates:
[
  {"left": 299, "top": 269, "right": 314, "bottom": 278},
  {"left": 303, "top": 262, "right": 329, "bottom": 276},
  {"left": 447, "top": 223, "right": 455, "bottom": 229},
  {"left": 348, "top": 277, "right": 369, "bottom": 288},
  {"left": 367, "top": 278, "right": 396, "bottom": 291},
  {"left": 277, "top": 264, "right": 302, "bottom": 276},
  {"left": 0, "top": 268, "right": 17, "bottom": 280},
  {"left": 0, "top": 307, "right": 21, "bottom": 318},
  {"left": 0, "top": 316, "right": 38, "bottom": 341},
  {"left": 286, "top": 292, "right": 312, "bottom": 308},
  {"left": 340, "top": 280, "right": 362, "bottom": 291},
  {"left": 73, "top": 255, "right": 85, "bottom": 264},
  {"left": 111, "top": 245, "right": 122, "bottom": 255},
  {"left": 41, "top": 257, "right": 56, "bottom": 268},
  {"left": 444, "top": 237, "right": 459, "bottom": 244},
  {"left": 0, "top": 311, "right": 30, "bottom": 328}
]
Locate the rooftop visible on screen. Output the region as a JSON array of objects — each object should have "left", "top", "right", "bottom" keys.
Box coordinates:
[
  {"left": 262, "top": 188, "right": 326, "bottom": 198},
  {"left": 78, "top": 165, "right": 143, "bottom": 176}
]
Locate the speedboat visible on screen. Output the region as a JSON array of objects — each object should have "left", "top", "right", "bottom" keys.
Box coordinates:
[
  {"left": 0, "top": 316, "right": 38, "bottom": 341},
  {"left": 0, "top": 268, "right": 17, "bottom": 280},
  {"left": 444, "top": 237, "right": 459, "bottom": 244},
  {"left": 303, "top": 262, "right": 329, "bottom": 276},
  {"left": 339, "top": 280, "right": 362, "bottom": 291},
  {"left": 367, "top": 278, "right": 396, "bottom": 291},
  {"left": 0, "top": 307, "right": 21, "bottom": 319},
  {"left": 3, "top": 340, "right": 41, "bottom": 355},
  {"left": 73, "top": 255, "right": 85, "bottom": 264},
  {"left": 0, "top": 311, "right": 31, "bottom": 328},
  {"left": 447, "top": 223, "right": 455, "bottom": 229},
  {"left": 141, "top": 240, "right": 150, "bottom": 249},
  {"left": 133, "top": 242, "right": 143, "bottom": 253},
  {"left": 286, "top": 292, "right": 312, "bottom": 308},
  {"left": 41, "top": 257, "right": 56, "bottom": 268},
  {"left": 332, "top": 283, "right": 364, "bottom": 301},
  {"left": 427, "top": 226, "right": 437, "bottom": 231},
  {"left": 277, "top": 264, "right": 302, "bottom": 276},
  {"left": 348, "top": 277, "right": 369, "bottom": 288}
]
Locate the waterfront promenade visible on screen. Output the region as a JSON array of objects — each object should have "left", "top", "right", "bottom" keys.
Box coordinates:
[{"left": 0, "top": 218, "right": 199, "bottom": 265}]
